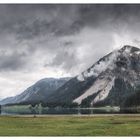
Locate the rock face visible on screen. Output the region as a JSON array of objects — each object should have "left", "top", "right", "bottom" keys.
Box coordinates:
[
  {"left": 46, "top": 45, "right": 140, "bottom": 107},
  {"left": 0, "top": 78, "right": 70, "bottom": 105}
]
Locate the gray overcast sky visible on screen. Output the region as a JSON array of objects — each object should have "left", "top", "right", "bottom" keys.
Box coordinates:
[{"left": 1, "top": 4, "right": 140, "bottom": 99}]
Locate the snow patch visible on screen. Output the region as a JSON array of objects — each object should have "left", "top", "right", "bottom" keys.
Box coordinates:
[
  {"left": 77, "top": 50, "right": 119, "bottom": 81},
  {"left": 135, "top": 51, "right": 140, "bottom": 55},
  {"left": 77, "top": 74, "right": 85, "bottom": 81},
  {"left": 121, "top": 67, "right": 126, "bottom": 71},
  {"left": 123, "top": 46, "right": 131, "bottom": 53}
]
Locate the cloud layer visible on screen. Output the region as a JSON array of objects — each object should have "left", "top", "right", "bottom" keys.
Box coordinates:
[{"left": 1, "top": 4, "right": 140, "bottom": 99}]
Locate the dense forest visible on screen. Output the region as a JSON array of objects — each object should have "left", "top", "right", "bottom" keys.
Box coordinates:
[{"left": 120, "top": 90, "right": 140, "bottom": 113}]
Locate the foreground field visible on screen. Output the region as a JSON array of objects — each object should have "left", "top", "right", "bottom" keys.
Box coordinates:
[{"left": 0, "top": 115, "right": 140, "bottom": 136}]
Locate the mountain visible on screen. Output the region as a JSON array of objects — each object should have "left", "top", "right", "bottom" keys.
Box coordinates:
[
  {"left": 1, "top": 45, "right": 140, "bottom": 107},
  {"left": 0, "top": 77, "right": 70, "bottom": 105},
  {"left": 46, "top": 45, "right": 140, "bottom": 107}
]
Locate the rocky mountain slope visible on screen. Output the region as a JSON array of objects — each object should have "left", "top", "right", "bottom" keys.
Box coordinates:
[
  {"left": 46, "top": 45, "right": 140, "bottom": 107},
  {"left": 0, "top": 77, "right": 70, "bottom": 105}
]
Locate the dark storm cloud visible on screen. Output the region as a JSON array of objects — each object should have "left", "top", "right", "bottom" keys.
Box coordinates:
[
  {"left": 1, "top": 4, "right": 140, "bottom": 73},
  {"left": 79, "top": 4, "right": 140, "bottom": 25},
  {"left": 0, "top": 4, "right": 140, "bottom": 40},
  {"left": 1, "top": 4, "right": 140, "bottom": 36},
  {"left": 0, "top": 4, "right": 82, "bottom": 40}
]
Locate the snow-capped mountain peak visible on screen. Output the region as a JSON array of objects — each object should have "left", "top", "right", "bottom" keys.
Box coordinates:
[
  {"left": 74, "top": 45, "right": 140, "bottom": 106},
  {"left": 77, "top": 45, "right": 140, "bottom": 82}
]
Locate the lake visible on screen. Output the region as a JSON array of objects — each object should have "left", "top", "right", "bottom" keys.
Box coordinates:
[{"left": 0, "top": 106, "right": 120, "bottom": 115}]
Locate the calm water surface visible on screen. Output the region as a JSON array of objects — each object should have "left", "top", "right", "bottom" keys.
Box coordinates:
[{"left": 1, "top": 107, "right": 120, "bottom": 115}]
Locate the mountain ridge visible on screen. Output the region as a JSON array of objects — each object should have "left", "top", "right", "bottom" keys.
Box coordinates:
[
  {"left": 0, "top": 77, "right": 70, "bottom": 105},
  {"left": 45, "top": 45, "right": 140, "bottom": 107},
  {"left": 1, "top": 45, "right": 140, "bottom": 107}
]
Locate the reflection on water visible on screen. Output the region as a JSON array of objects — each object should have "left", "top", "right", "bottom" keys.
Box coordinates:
[{"left": 1, "top": 107, "right": 120, "bottom": 115}]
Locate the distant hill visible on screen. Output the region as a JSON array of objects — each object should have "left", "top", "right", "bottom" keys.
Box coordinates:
[{"left": 0, "top": 77, "right": 70, "bottom": 105}]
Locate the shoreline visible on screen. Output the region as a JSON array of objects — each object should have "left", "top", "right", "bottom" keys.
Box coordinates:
[{"left": 1, "top": 113, "right": 140, "bottom": 117}]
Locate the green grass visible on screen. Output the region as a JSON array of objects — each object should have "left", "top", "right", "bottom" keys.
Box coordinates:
[{"left": 0, "top": 115, "right": 140, "bottom": 136}]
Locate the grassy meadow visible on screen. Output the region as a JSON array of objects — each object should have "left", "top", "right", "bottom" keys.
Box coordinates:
[{"left": 0, "top": 115, "right": 140, "bottom": 136}]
